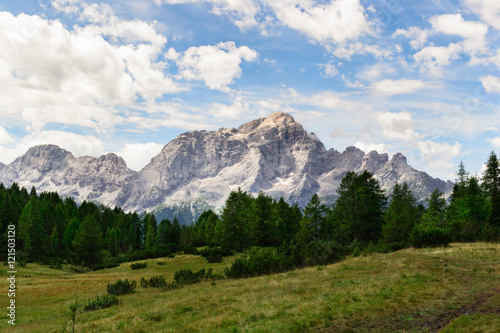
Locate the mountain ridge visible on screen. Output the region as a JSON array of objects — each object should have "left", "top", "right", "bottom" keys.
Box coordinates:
[{"left": 0, "top": 112, "right": 454, "bottom": 223}]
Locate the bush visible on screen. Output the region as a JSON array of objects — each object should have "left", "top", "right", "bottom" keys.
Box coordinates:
[
  {"left": 107, "top": 279, "right": 137, "bottom": 295},
  {"left": 84, "top": 295, "right": 119, "bottom": 311},
  {"left": 92, "top": 262, "right": 120, "bottom": 271},
  {"left": 201, "top": 247, "right": 232, "bottom": 264},
  {"left": 157, "top": 261, "right": 167, "bottom": 266},
  {"left": 140, "top": 275, "right": 172, "bottom": 289},
  {"left": 130, "top": 262, "right": 147, "bottom": 270},
  {"left": 411, "top": 224, "right": 452, "bottom": 248},
  {"left": 206, "top": 254, "right": 223, "bottom": 263},
  {"left": 182, "top": 244, "right": 200, "bottom": 255}
]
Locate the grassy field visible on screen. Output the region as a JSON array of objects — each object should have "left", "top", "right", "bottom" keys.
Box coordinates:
[{"left": 0, "top": 243, "right": 498, "bottom": 332}]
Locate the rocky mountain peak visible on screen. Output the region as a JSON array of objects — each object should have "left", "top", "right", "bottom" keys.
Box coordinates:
[
  {"left": 0, "top": 113, "right": 454, "bottom": 224},
  {"left": 391, "top": 152, "right": 408, "bottom": 165}
]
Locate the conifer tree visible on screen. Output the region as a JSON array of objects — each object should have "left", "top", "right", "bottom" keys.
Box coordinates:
[
  {"left": 72, "top": 213, "right": 104, "bottom": 267},
  {"left": 382, "top": 183, "right": 421, "bottom": 248}
]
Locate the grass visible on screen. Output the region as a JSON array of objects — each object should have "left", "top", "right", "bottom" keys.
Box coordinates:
[{"left": 0, "top": 243, "right": 498, "bottom": 332}]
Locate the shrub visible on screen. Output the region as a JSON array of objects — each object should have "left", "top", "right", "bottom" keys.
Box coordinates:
[
  {"left": 130, "top": 262, "right": 147, "bottom": 270},
  {"left": 206, "top": 254, "right": 223, "bottom": 263},
  {"left": 182, "top": 244, "right": 200, "bottom": 255},
  {"left": 411, "top": 224, "right": 452, "bottom": 248},
  {"left": 92, "top": 262, "right": 120, "bottom": 271},
  {"left": 107, "top": 279, "right": 137, "bottom": 295},
  {"left": 157, "top": 261, "right": 167, "bottom": 266},
  {"left": 84, "top": 295, "right": 119, "bottom": 311},
  {"left": 140, "top": 275, "right": 168, "bottom": 289}
]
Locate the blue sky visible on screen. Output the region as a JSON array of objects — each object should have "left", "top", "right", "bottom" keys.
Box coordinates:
[{"left": 0, "top": 0, "right": 499, "bottom": 181}]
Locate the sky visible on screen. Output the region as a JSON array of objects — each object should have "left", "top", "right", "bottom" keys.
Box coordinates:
[{"left": 0, "top": 0, "right": 499, "bottom": 181}]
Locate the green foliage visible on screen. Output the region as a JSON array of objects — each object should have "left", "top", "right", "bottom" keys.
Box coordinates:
[
  {"left": 72, "top": 213, "right": 104, "bottom": 267},
  {"left": 411, "top": 223, "right": 452, "bottom": 248},
  {"left": 220, "top": 188, "right": 255, "bottom": 251},
  {"left": 83, "top": 295, "right": 119, "bottom": 312},
  {"left": 382, "top": 183, "right": 421, "bottom": 249},
  {"left": 200, "top": 246, "right": 233, "bottom": 264},
  {"left": 130, "top": 262, "right": 147, "bottom": 270},
  {"left": 107, "top": 278, "right": 137, "bottom": 295},
  {"left": 332, "top": 171, "right": 387, "bottom": 245}
]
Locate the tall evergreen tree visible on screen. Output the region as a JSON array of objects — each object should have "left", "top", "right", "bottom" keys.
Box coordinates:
[
  {"left": 299, "top": 194, "right": 327, "bottom": 241},
  {"left": 72, "top": 213, "right": 104, "bottom": 267},
  {"left": 332, "top": 171, "right": 387, "bottom": 244},
  {"left": 221, "top": 188, "right": 254, "bottom": 251},
  {"left": 382, "top": 183, "right": 421, "bottom": 248}
]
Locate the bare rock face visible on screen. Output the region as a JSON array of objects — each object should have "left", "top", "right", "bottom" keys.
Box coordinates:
[
  {"left": 0, "top": 112, "right": 454, "bottom": 223},
  {"left": 1, "top": 144, "right": 137, "bottom": 207}
]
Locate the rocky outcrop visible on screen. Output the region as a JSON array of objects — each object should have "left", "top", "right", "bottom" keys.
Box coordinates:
[{"left": 0, "top": 112, "right": 454, "bottom": 223}]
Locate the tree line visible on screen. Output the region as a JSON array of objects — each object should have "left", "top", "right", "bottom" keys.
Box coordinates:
[{"left": 1, "top": 152, "right": 499, "bottom": 268}]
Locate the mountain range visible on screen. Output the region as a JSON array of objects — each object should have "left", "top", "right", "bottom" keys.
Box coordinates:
[{"left": 0, "top": 112, "right": 453, "bottom": 224}]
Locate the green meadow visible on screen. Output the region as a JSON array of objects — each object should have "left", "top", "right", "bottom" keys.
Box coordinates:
[{"left": 1, "top": 242, "right": 498, "bottom": 332}]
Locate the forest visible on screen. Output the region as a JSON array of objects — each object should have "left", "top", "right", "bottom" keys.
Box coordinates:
[{"left": 1, "top": 152, "right": 499, "bottom": 274}]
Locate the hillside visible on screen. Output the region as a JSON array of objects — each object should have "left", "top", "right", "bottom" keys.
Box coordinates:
[{"left": 1, "top": 243, "right": 498, "bottom": 332}]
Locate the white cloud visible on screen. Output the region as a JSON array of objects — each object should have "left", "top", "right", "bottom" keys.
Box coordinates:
[
  {"left": 170, "top": 42, "right": 258, "bottom": 91},
  {"left": 376, "top": 111, "right": 420, "bottom": 141},
  {"left": 463, "top": 0, "right": 500, "bottom": 30},
  {"left": 0, "top": 127, "right": 15, "bottom": 146},
  {"left": 430, "top": 13, "right": 488, "bottom": 55},
  {"left": 51, "top": 0, "right": 81, "bottom": 14},
  {"left": 266, "top": 0, "right": 374, "bottom": 45},
  {"left": 413, "top": 43, "right": 462, "bottom": 77},
  {"left": 321, "top": 62, "right": 338, "bottom": 78},
  {"left": 354, "top": 142, "right": 390, "bottom": 155},
  {"left": 357, "top": 63, "right": 396, "bottom": 81},
  {"left": 0, "top": 9, "right": 183, "bottom": 135},
  {"left": 480, "top": 75, "right": 500, "bottom": 94},
  {"left": 332, "top": 42, "right": 393, "bottom": 60},
  {"left": 487, "top": 137, "right": 500, "bottom": 148},
  {"left": 417, "top": 140, "right": 461, "bottom": 162},
  {"left": 393, "top": 26, "right": 429, "bottom": 50},
  {"left": 155, "top": 0, "right": 260, "bottom": 31},
  {"left": 369, "top": 79, "right": 438, "bottom": 96},
  {"left": 209, "top": 93, "right": 251, "bottom": 119},
  {"left": 117, "top": 142, "right": 164, "bottom": 171}
]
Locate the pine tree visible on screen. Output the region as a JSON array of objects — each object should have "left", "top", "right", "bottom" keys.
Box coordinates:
[
  {"left": 483, "top": 151, "right": 500, "bottom": 229},
  {"left": 299, "top": 194, "right": 327, "bottom": 241},
  {"left": 72, "top": 213, "right": 104, "bottom": 267},
  {"left": 382, "top": 183, "right": 421, "bottom": 248},
  {"left": 333, "top": 171, "right": 387, "bottom": 245},
  {"left": 253, "top": 191, "right": 276, "bottom": 246},
  {"left": 220, "top": 188, "right": 254, "bottom": 251}
]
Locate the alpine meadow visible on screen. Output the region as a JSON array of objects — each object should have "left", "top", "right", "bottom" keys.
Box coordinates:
[{"left": 1, "top": 0, "right": 500, "bottom": 332}]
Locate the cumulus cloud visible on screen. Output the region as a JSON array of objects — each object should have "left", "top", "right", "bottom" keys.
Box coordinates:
[
  {"left": 430, "top": 13, "right": 488, "bottom": 55},
  {"left": 487, "top": 137, "right": 500, "bottom": 148},
  {"left": 376, "top": 111, "right": 420, "bottom": 141},
  {"left": 480, "top": 75, "right": 500, "bottom": 94},
  {"left": 463, "top": 0, "right": 500, "bottom": 30},
  {"left": 157, "top": 0, "right": 378, "bottom": 58},
  {"left": 0, "top": 8, "right": 184, "bottom": 136},
  {"left": 413, "top": 43, "right": 463, "bottom": 77},
  {"left": 116, "top": 142, "right": 164, "bottom": 171},
  {"left": 168, "top": 42, "right": 258, "bottom": 91},
  {"left": 393, "top": 26, "right": 429, "bottom": 50},
  {"left": 369, "top": 79, "right": 439, "bottom": 96},
  {"left": 265, "top": 0, "right": 374, "bottom": 45}
]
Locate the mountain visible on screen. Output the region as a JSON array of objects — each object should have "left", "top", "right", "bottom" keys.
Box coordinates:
[{"left": 0, "top": 112, "right": 453, "bottom": 223}]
